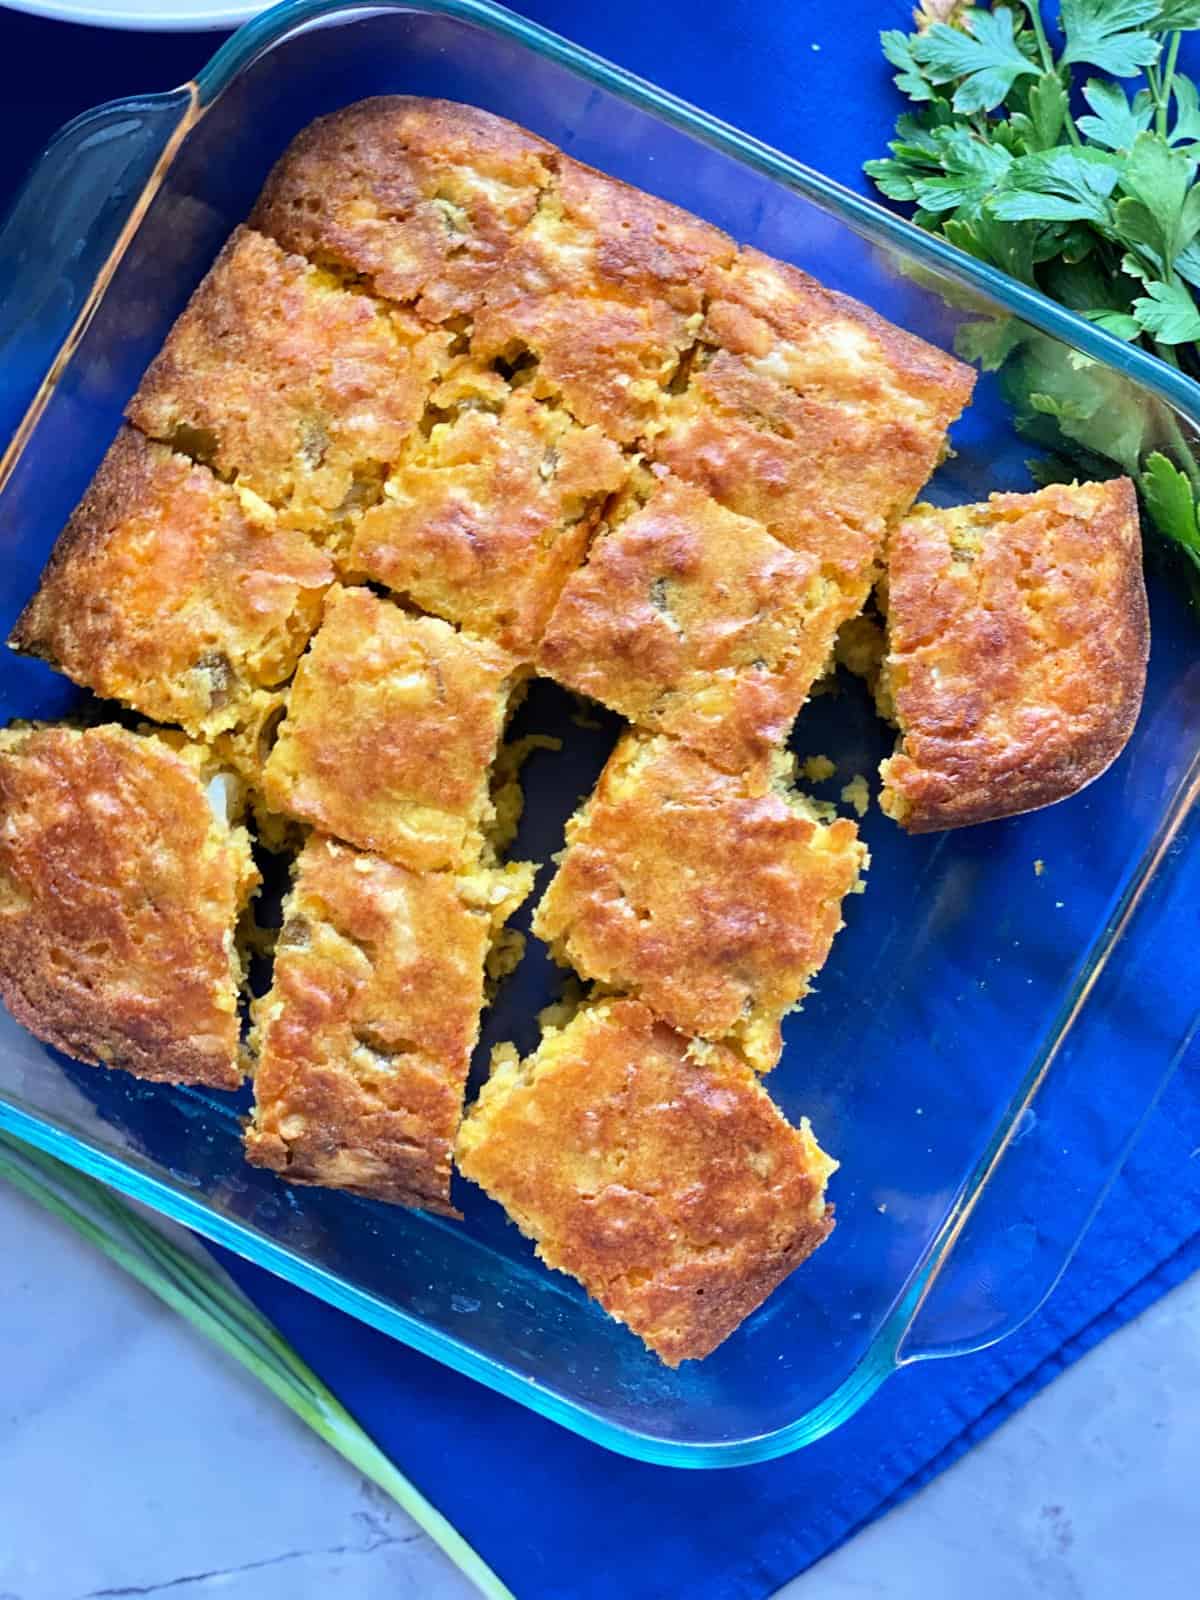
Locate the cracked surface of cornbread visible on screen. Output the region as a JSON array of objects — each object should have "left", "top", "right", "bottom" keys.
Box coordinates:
[
  {"left": 879, "top": 479, "right": 1148, "bottom": 831},
  {"left": 456, "top": 998, "right": 837, "bottom": 1365},
  {"left": 533, "top": 732, "right": 867, "bottom": 1071},
  {"left": 10, "top": 428, "right": 333, "bottom": 739},
  {"left": 128, "top": 227, "right": 452, "bottom": 549},
  {"left": 349, "top": 361, "right": 626, "bottom": 657},
  {"left": 251, "top": 96, "right": 555, "bottom": 321},
  {"left": 262, "top": 585, "right": 524, "bottom": 871},
  {"left": 537, "top": 472, "right": 839, "bottom": 771},
  {"left": 471, "top": 157, "right": 733, "bottom": 443},
  {"left": 246, "top": 835, "right": 533, "bottom": 1213},
  {"left": 0, "top": 724, "right": 257, "bottom": 1089}
]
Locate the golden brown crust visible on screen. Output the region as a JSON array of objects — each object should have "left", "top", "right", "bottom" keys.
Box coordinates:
[
  {"left": 128, "top": 227, "right": 451, "bottom": 544},
  {"left": 246, "top": 836, "right": 532, "bottom": 1212},
  {"left": 0, "top": 724, "right": 257, "bottom": 1089},
  {"left": 251, "top": 97, "right": 555, "bottom": 321},
  {"left": 532, "top": 734, "right": 866, "bottom": 1070},
  {"left": 456, "top": 999, "right": 836, "bottom": 1364},
  {"left": 348, "top": 361, "right": 626, "bottom": 657},
  {"left": 262, "top": 585, "right": 523, "bottom": 870},
  {"left": 536, "top": 472, "right": 835, "bottom": 771},
  {"left": 9, "top": 428, "right": 333, "bottom": 738},
  {"left": 472, "top": 156, "right": 734, "bottom": 443},
  {"left": 879, "top": 479, "right": 1149, "bottom": 831},
  {"left": 648, "top": 248, "right": 975, "bottom": 587}
]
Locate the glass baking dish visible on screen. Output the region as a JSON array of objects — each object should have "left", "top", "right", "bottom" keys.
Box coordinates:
[{"left": 1, "top": 0, "right": 1198, "bottom": 1469}]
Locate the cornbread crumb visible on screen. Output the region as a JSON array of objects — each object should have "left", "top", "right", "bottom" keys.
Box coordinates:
[
  {"left": 841, "top": 775, "right": 870, "bottom": 817},
  {"left": 879, "top": 480, "right": 1148, "bottom": 831},
  {"left": 0, "top": 724, "right": 258, "bottom": 1088},
  {"left": 801, "top": 754, "right": 836, "bottom": 783},
  {"left": 247, "top": 835, "right": 532, "bottom": 1211},
  {"left": 9, "top": 428, "right": 333, "bottom": 738},
  {"left": 263, "top": 586, "right": 524, "bottom": 872},
  {"left": 456, "top": 998, "right": 837, "bottom": 1365},
  {"left": 1034, "top": 859, "right": 1045, "bottom": 877},
  {"left": 533, "top": 734, "right": 866, "bottom": 1070}
]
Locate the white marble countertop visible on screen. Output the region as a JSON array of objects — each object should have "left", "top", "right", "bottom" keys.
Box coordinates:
[{"left": 1, "top": 1180, "right": 1196, "bottom": 1599}]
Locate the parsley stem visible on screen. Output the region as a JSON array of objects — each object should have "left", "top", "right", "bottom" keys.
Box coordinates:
[
  {"left": 1160, "top": 33, "right": 1182, "bottom": 139},
  {"left": 1022, "top": 2, "right": 1080, "bottom": 147}
]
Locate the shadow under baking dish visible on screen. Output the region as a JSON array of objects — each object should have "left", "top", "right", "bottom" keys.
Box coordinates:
[{"left": 1, "top": 0, "right": 1199, "bottom": 1467}]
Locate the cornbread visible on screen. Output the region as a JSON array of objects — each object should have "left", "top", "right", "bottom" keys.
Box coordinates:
[
  {"left": 349, "top": 362, "right": 626, "bottom": 656},
  {"left": 472, "top": 157, "right": 733, "bottom": 444},
  {"left": 538, "top": 472, "right": 834, "bottom": 771},
  {"left": 879, "top": 479, "right": 1148, "bottom": 831},
  {"left": 129, "top": 227, "right": 451, "bottom": 547},
  {"left": 0, "top": 724, "right": 257, "bottom": 1088},
  {"left": 251, "top": 97, "right": 555, "bottom": 321},
  {"left": 457, "top": 998, "right": 837, "bottom": 1365},
  {"left": 246, "top": 835, "right": 533, "bottom": 1212},
  {"left": 262, "top": 585, "right": 524, "bottom": 871},
  {"left": 534, "top": 733, "right": 866, "bottom": 1071},
  {"left": 10, "top": 428, "right": 333, "bottom": 739}
]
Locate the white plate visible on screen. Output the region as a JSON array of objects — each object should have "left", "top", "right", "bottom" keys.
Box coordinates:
[{"left": 2, "top": 0, "right": 266, "bottom": 29}]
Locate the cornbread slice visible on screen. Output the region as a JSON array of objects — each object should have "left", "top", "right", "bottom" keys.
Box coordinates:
[
  {"left": 879, "top": 479, "right": 1148, "bottom": 831},
  {"left": 262, "top": 585, "right": 525, "bottom": 871},
  {"left": 537, "top": 472, "right": 835, "bottom": 772},
  {"left": 0, "top": 724, "right": 258, "bottom": 1089},
  {"left": 650, "top": 248, "right": 977, "bottom": 560},
  {"left": 472, "top": 157, "right": 734, "bottom": 443},
  {"left": 457, "top": 999, "right": 837, "bottom": 1365},
  {"left": 128, "top": 227, "right": 452, "bottom": 546},
  {"left": 251, "top": 97, "right": 554, "bottom": 322},
  {"left": 246, "top": 835, "right": 533, "bottom": 1212},
  {"left": 533, "top": 734, "right": 867, "bottom": 1071},
  {"left": 10, "top": 428, "right": 333, "bottom": 739},
  {"left": 349, "top": 362, "right": 626, "bottom": 657}
]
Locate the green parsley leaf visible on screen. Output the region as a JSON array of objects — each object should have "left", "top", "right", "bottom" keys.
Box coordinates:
[
  {"left": 990, "top": 147, "right": 1121, "bottom": 224},
  {"left": 911, "top": 128, "right": 1014, "bottom": 212},
  {"left": 1141, "top": 452, "right": 1200, "bottom": 567},
  {"left": 1173, "top": 235, "right": 1200, "bottom": 284},
  {"left": 881, "top": 30, "right": 937, "bottom": 102},
  {"left": 862, "top": 158, "right": 923, "bottom": 201},
  {"left": 1132, "top": 275, "right": 1200, "bottom": 339},
  {"left": 1009, "top": 71, "right": 1071, "bottom": 151},
  {"left": 1083, "top": 308, "right": 1144, "bottom": 337},
  {"left": 1152, "top": 3, "right": 1200, "bottom": 28},
  {"left": 1168, "top": 76, "right": 1200, "bottom": 154},
  {"left": 954, "top": 313, "right": 1028, "bottom": 367},
  {"left": 1113, "top": 131, "right": 1200, "bottom": 268},
  {"left": 910, "top": 6, "right": 1039, "bottom": 112},
  {"left": 1059, "top": 0, "right": 1162, "bottom": 77},
  {"left": 1076, "top": 78, "right": 1155, "bottom": 149}
]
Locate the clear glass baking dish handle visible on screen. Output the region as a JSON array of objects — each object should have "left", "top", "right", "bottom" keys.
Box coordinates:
[
  {"left": 900, "top": 718, "right": 1200, "bottom": 1363},
  {"left": 0, "top": 88, "right": 195, "bottom": 459}
]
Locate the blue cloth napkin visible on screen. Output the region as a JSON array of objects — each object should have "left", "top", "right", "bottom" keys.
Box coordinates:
[{"left": 2, "top": 4, "right": 1198, "bottom": 1595}]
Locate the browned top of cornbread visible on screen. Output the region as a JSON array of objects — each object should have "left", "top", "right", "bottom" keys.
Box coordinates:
[
  {"left": 537, "top": 472, "right": 834, "bottom": 771},
  {"left": 533, "top": 734, "right": 866, "bottom": 1071},
  {"left": 456, "top": 998, "right": 836, "bottom": 1365},
  {"left": 262, "top": 585, "right": 523, "bottom": 870},
  {"left": 472, "top": 156, "right": 734, "bottom": 443},
  {"left": 251, "top": 97, "right": 554, "bottom": 321},
  {"left": 0, "top": 724, "right": 257, "bottom": 1089},
  {"left": 9, "top": 428, "right": 332, "bottom": 738},
  {"left": 879, "top": 479, "right": 1148, "bottom": 831},
  {"left": 650, "top": 248, "right": 975, "bottom": 561},
  {"left": 246, "top": 835, "right": 532, "bottom": 1213},
  {"left": 349, "top": 362, "right": 626, "bottom": 657},
  {"left": 128, "top": 227, "right": 451, "bottom": 544}
]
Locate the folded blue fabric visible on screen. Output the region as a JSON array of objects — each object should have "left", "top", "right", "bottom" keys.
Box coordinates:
[{"left": 2, "top": 5, "right": 1198, "bottom": 1596}]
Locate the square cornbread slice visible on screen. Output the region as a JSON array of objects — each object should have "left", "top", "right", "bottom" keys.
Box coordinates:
[
  {"left": 456, "top": 998, "right": 837, "bottom": 1365},
  {"left": 878, "top": 479, "right": 1148, "bottom": 831},
  {"left": 262, "top": 585, "right": 525, "bottom": 871},
  {"left": 349, "top": 361, "right": 626, "bottom": 657},
  {"left": 128, "top": 227, "right": 451, "bottom": 549},
  {"left": 246, "top": 835, "right": 533, "bottom": 1212},
  {"left": 10, "top": 428, "right": 333, "bottom": 739},
  {"left": 251, "top": 97, "right": 555, "bottom": 322},
  {"left": 533, "top": 733, "right": 867, "bottom": 1071},
  {"left": 649, "top": 248, "right": 977, "bottom": 562},
  {"left": 537, "top": 472, "right": 836, "bottom": 772},
  {"left": 0, "top": 723, "right": 258, "bottom": 1089},
  {"left": 472, "top": 157, "right": 734, "bottom": 444}
]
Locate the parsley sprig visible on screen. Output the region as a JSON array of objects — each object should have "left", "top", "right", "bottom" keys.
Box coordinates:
[{"left": 868, "top": 1, "right": 1200, "bottom": 596}]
